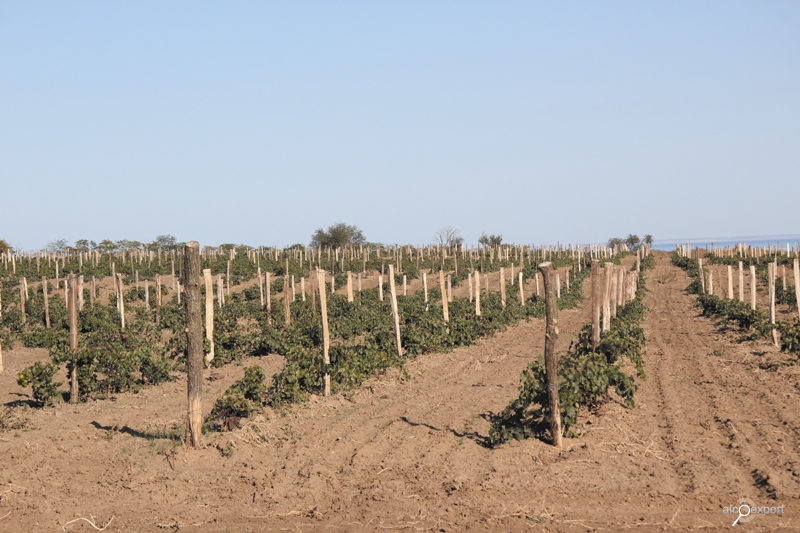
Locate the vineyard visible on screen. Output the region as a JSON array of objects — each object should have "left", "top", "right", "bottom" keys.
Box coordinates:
[{"left": 1, "top": 241, "right": 799, "bottom": 531}]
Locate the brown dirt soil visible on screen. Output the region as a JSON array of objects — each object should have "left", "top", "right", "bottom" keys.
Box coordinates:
[{"left": 2, "top": 252, "right": 800, "bottom": 532}]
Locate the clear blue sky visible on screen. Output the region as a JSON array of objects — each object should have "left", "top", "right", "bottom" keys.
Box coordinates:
[{"left": 2, "top": 1, "right": 798, "bottom": 250}]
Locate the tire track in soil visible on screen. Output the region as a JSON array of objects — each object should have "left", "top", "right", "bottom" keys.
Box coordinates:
[{"left": 622, "top": 253, "right": 800, "bottom": 530}]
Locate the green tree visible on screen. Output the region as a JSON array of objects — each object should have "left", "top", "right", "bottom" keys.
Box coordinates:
[
  {"left": 310, "top": 222, "right": 366, "bottom": 249},
  {"left": 643, "top": 234, "right": 654, "bottom": 246},
  {"left": 478, "top": 232, "right": 503, "bottom": 247},
  {"left": 0, "top": 239, "right": 11, "bottom": 253},
  {"left": 625, "top": 234, "right": 641, "bottom": 250}
]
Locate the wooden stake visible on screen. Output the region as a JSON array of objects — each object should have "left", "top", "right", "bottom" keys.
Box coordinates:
[
  {"left": 347, "top": 271, "right": 354, "bottom": 302},
  {"left": 184, "top": 242, "right": 203, "bottom": 448},
  {"left": 750, "top": 265, "right": 757, "bottom": 311},
  {"left": 591, "top": 260, "right": 601, "bottom": 349},
  {"left": 518, "top": 272, "right": 524, "bottom": 304},
  {"left": 439, "top": 270, "right": 449, "bottom": 322},
  {"left": 42, "top": 277, "right": 50, "bottom": 328},
  {"left": 727, "top": 265, "right": 733, "bottom": 299},
  {"left": 769, "top": 262, "right": 778, "bottom": 347},
  {"left": 203, "top": 269, "right": 214, "bottom": 362},
  {"left": 538, "top": 262, "right": 562, "bottom": 449},
  {"left": 284, "top": 275, "right": 291, "bottom": 325},
  {"left": 474, "top": 270, "right": 481, "bottom": 316},
  {"left": 117, "top": 274, "right": 125, "bottom": 328},
  {"left": 317, "top": 269, "right": 331, "bottom": 396},
  {"left": 68, "top": 274, "right": 78, "bottom": 404},
  {"left": 389, "top": 264, "right": 403, "bottom": 356},
  {"left": 794, "top": 258, "right": 800, "bottom": 320},
  {"left": 499, "top": 268, "right": 506, "bottom": 308},
  {"left": 738, "top": 261, "right": 744, "bottom": 302}
]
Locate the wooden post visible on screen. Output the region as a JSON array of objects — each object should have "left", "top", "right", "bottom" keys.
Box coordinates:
[
  {"left": 184, "top": 242, "right": 203, "bottom": 448},
  {"left": 750, "top": 265, "right": 757, "bottom": 311},
  {"left": 42, "top": 277, "right": 50, "bottom": 328},
  {"left": 591, "top": 260, "right": 601, "bottom": 349},
  {"left": 499, "top": 267, "right": 506, "bottom": 308},
  {"left": 258, "top": 267, "right": 264, "bottom": 306},
  {"left": 203, "top": 269, "right": 214, "bottom": 362},
  {"left": 610, "top": 268, "right": 618, "bottom": 318},
  {"left": 403, "top": 275, "right": 407, "bottom": 296},
  {"left": 602, "top": 266, "right": 611, "bottom": 331},
  {"left": 283, "top": 275, "right": 291, "bottom": 325},
  {"left": 317, "top": 269, "right": 331, "bottom": 396},
  {"left": 347, "top": 271, "right": 354, "bottom": 302},
  {"left": 144, "top": 280, "right": 150, "bottom": 309},
  {"left": 518, "top": 272, "right": 524, "bottom": 304},
  {"left": 439, "top": 270, "right": 449, "bottom": 322},
  {"left": 727, "top": 265, "right": 733, "bottom": 299},
  {"left": 447, "top": 274, "right": 452, "bottom": 302},
  {"left": 769, "top": 262, "right": 778, "bottom": 347},
  {"left": 77, "top": 275, "right": 84, "bottom": 311},
  {"left": 388, "top": 264, "right": 402, "bottom": 356},
  {"left": 538, "top": 262, "right": 562, "bottom": 449},
  {"left": 68, "top": 274, "right": 79, "bottom": 404},
  {"left": 792, "top": 258, "right": 800, "bottom": 320},
  {"left": 378, "top": 275, "right": 384, "bottom": 301},
  {"left": 265, "top": 272, "right": 271, "bottom": 312},
  {"left": 422, "top": 272, "right": 428, "bottom": 307},
  {"left": 556, "top": 273, "right": 561, "bottom": 299},
  {"left": 698, "top": 258, "right": 705, "bottom": 293},
  {"left": 155, "top": 274, "right": 161, "bottom": 325},
  {"left": 474, "top": 270, "right": 481, "bottom": 316},
  {"left": 738, "top": 261, "right": 744, "bottom": 302},
  {"left": 301, "top": 276, "right": 306, "bottom": 302},
  {"left": 19, "top": 279, "right": 26, "bottom": 323},
  {"left": 117, "top": 274, "right": 125, "bottom": 328}
]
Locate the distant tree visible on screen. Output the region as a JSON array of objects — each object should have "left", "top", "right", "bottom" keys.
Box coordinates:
[
  {"left": 46, "top": 239, "right": 69, "bottom": 253},
  {"left": 625, "top": 234, "right": 641, "bottom": 250},
  {"left": 0, "top": 239, "right": 11, "bottom": 253},
  {"left": 116, "top": 239, "right": 143, "bottom": 250},
  {"left": 97, "top": 239, "right": 116, "bottom": 252},
  {"left": 435, "top": 226, "right": 464, "bottom": 248},
  {"left": 478, "top": 232, "right": 503, "bottom": 247},
  {"left": 643, "top": 234, "right": 654, "bottom": 246},
  {"left": 310, "top": 222, "right": 366, "bottom": 249},
  {"left": 152, "top": 235, "right": 177, "bottom": 249},
  {"left": 74, "top": 239, "right": 97, "bottom": 251},
  {"left": 607, "top": 237, "right": 624, "bottom": 248}
]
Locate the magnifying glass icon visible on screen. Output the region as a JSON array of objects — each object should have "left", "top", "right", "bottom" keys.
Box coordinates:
[{"left": 732, "top": 504, "right": 751, "bottom": 526}]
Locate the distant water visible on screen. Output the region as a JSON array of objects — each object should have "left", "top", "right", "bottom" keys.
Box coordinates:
[{"left": 651, "top": 234, "right": 800, "bottom": 251}]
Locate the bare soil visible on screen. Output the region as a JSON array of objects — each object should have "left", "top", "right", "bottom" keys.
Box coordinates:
[{"left": 2, "top": 253, "right": 799, "bottom": 532}]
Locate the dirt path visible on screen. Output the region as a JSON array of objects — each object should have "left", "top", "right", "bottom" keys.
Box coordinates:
[{"left": 2, "top": 253, "right": 800, "bottom": 532}]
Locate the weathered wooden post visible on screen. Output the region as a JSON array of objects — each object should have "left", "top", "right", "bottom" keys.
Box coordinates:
[
  {"left": 184, "top": 241, "right": 203, "bottom": 448},
  {"left": 68, "top": 274, "right": 79, "bottom": 404},
  {"left": 42, "top": 277, "right": 50, "bottom": 328},
  {"left": 202, "top": 269, "right": 214, "bottom": 362},
  {"left": 727, "top": 265, "right": 734, "bottom": 299},
  {"left": 422, "top": 272, "right": 428, "bottom": 307},
  {"left": 538, "top": 262, "right": 562, "bottom": 449},
  {"left": 19, "top": 279, "right": 26, "bottom": 323},
  {"left": 257, "top": 267, "right": 264, "bottom": 306},
  {"left": 750, "top": 265, "right": 757, "bottom": 311},
  {"left": 389, "top": 264, "right": 403, "bottom": 356},
  {"left": 499, "top": 267, "right": 507, "bottom": 308},
  {"left": 378, "top": 274, "right": 384, "bottom": 301},
  {"left": 474, "top": 270, "right": 481, "bottom": 316},
  {"left": 518, "top": 272, "right": 525, "bottom": 304},
  {"left": 591, "top": 260, "right": 601, "bottom": 349},
  {"left": 769, "top": 262, "right": 778, "bottom": 347},
  {"left": 117, "top": 274, "right": 125, "bottom": 328},
  {"left": 283, "top": 275, "right": 291, "bottom": 325},
  {"left": 317, "top": 269, "right": 331, "bottom": 396},
  {"left": 738, "top": 261, "right": 744, "bottom": 302},
  {"left": 155, "top": 274, "right": 162, "bottom": 325},
  {"left": 347, "top": 271, "right": 354, "bottom": 302},
  {"left": 794, "top": 258, "right": 800, "bottom": 320},
  {"left": 439, "top": 270, "right": 449, "bottom": 323}
]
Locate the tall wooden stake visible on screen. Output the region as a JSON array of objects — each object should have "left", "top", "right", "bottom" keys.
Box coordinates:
[
  {"left": 317, "top": 269, "right": 331, "bottom": 396},
  {"left": 439, "top": 270, "right": 449, "bottom": 323},
  {"left": 389, "top": 264, "right": 403, "bottom": 356},
  {"left": 591, "top": 260, "right": 601, "bottom": 349},
  {"left": 203, "top": 269, "right": 214, "bottom": 362},
  {"left": 185, "top": 242, "right": 203, "bottom": 448},
  {"left": 68, "top": 274, "right": 79, "bottom": 403},
  {"left": 538, "top": 262, "right": 562, "bottom": 449}
]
